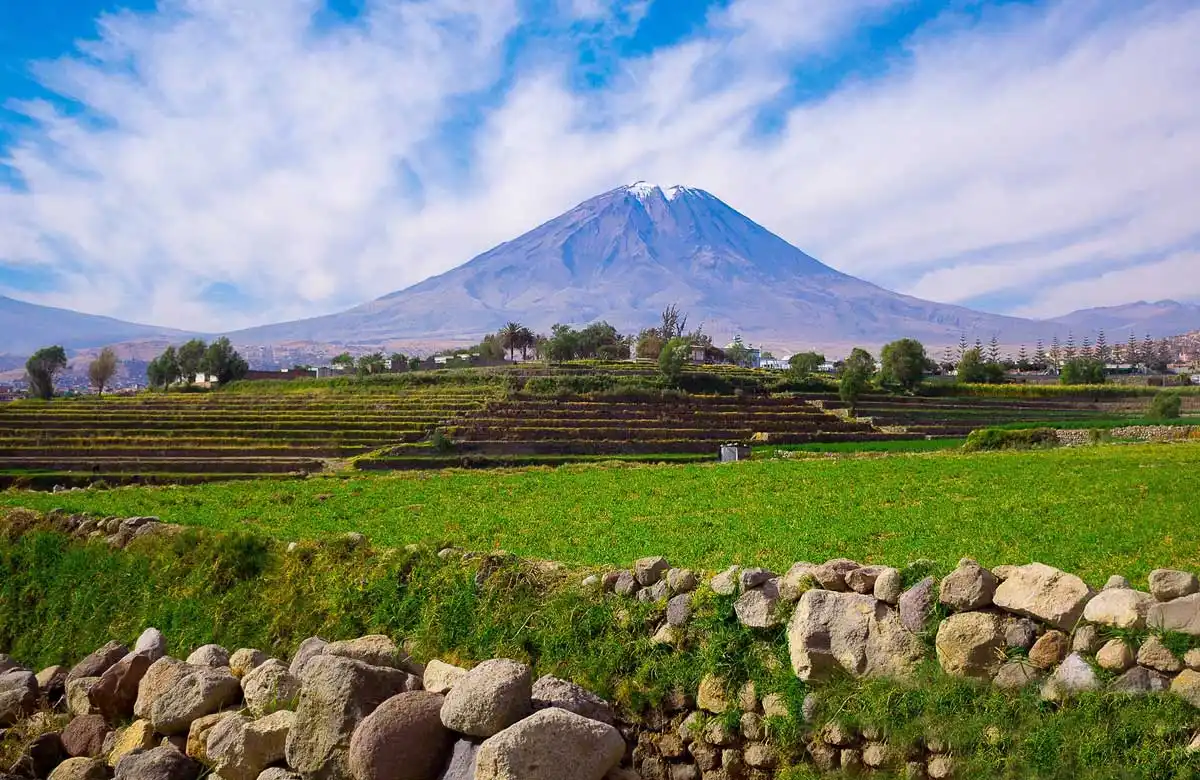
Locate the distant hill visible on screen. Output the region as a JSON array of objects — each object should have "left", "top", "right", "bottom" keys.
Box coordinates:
[
  {"left": 1048, "top": 300, "right": 1200, "bottom": 340},
  {"left": 0, "top": 295, "right": 193, "bottom": 356}
]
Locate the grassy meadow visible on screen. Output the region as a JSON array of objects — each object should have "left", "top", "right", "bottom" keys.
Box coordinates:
[{"left": 6, "top": 442, "right": 1199, "bottom": 583}]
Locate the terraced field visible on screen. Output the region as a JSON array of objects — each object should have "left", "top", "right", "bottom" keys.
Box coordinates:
[{"left": 0, "top": 387, "right": 499, "bottom": 487}]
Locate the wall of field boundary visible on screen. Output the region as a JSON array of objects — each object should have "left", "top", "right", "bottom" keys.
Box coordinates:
[{"left": 0, "top": 510, "right": 1198, "bottom": 779}]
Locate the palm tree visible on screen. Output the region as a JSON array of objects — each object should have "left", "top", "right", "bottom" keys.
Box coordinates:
[
  {"left": 500, "top": 322, "right": 522, "bottom": 361},
  {"left": 518, "top": 327, "right": 535, "bottom": 360}
]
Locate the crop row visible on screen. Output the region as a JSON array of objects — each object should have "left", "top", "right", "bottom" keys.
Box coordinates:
[
  {"left": 0, "top": 419, "right": 441, "bottom": 433},
  {"left": 0, "top": 457, "right": 325, "bottom": 474},
  {"left": 352, "top": 452, "right": 717, "bottom": 470},
  {"left": 0, "top": 444, "right": 377, "bottom": 458},
  {"left": 449, "top": 422, "right": 871, "bottom": 441}
]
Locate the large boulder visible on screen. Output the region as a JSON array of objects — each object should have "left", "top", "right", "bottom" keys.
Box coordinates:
[
  {"left": 348, "top": 691, "right": 453, "bottom": 780},
  {"left": 113, "top": 745, "right": 200, "bottom": 780},
  {"left": 935, "top": 612, "right": 1005, "bottom": 679},
  {"left": 992, "top": 563, "right": 1093, "bottom": 631},
  {"left": 0, "top": 669, "right": 37, "bottom": 726},
  {"left": 66, "top": 677, "right": 100, "bottom": 717},
  {"left": 10, "top": 731, "right": 65, "bottom": 778},
  {"left": 439, "top": 659, "right": 532, "bottom": 738},
  {"left": 475, "top": 707, "right": 624, "bottom": 780},
  {"left": 107, "top": 719, "right": 157, "bottom": 767},
  {"left": 0, "top": 653, "right": 22, "bottom": 673},
  {"left": 1148, "top": 569, "right": 1199, "bottom": 601},
  {"left": 787, "top": 590, "right": 924, "bottom": 681},
  {"left": 229, "top": 649, "right": 269, "bottom": 679},
  {"left": 150, "top": 667, "right": 242, "bottom": 735},
  {"left": 289, "top": 637, "right": 329, "bottom": 678},
  {"left": 37, "top": 665, "right": 69, "bottom": 706},
  {"left": 135, "top": 657, "right": 194, "bottom": 720},
  {"left": 284, "top": 654, "right": 418, "bottom": 779},
  {"left": 1171, "top": 669, "right": 1200, "bottom": 708},
  {"left": 185, "top": 711, "right": 236, "bottom": 763},
  {"left": 938, "top": 560, "right": 998, "bottom": 611},
  {"left": 324, "top": 635, "right": 411, "bottom": 671},
  {"left": 898, "top": 577, "right": 936, "bottom": 634},
  {"left": 1148, "top": 593, "right": 1200, "bottom": 636},
  {"left": 1081, "top": 589, "right": 1156, "bottom": 630},
  {"left": 241, "top": 659, "right": 301, "bottom": 718},
  {"left": 62, "top": 714, "right": 111, "bottom": 758},
  {"left": 530, "top": 676, "right": 614, "bottom": 725},
  {"left": 90, "top": 651, "right": 152, "bottom": 722},
  {"left": 68, "top": 641, "right": 129, "bottom": 683},
  {"left": 48, "top": 757, "right": 109, "bottom": 780},
  {"left": 207, "top": 710, "right": 295, "bottom": 780}
]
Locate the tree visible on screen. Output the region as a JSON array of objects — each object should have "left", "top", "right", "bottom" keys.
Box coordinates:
[
  {"left": 518, "top": 327, "right": 536, "bottom": 360},
  {"left": 636, "top": 328, "right": 665, "bottom": 360},
  {"left": 356, "top": 352, "right": 386, "bottom": 376},
  {"left": 658, "top": 337, "right": 691, "bottom": 385},
  {"left": 986, "top": 335, "right": 1001, "bottom": 365},
  {"left": 331, "top": 353, "right": 354, "bottom": 370},
  {"left": 1080, "top": 336, "right": 1093, "bottom": 360},
  {"left": 25, "top": 346, "right": 68, "bottom": 400},
  {"left": 200, "top": 337, "right": 249, "bottom": 385},
  {"left": 660, "top": 305, "right": 688, "bottom": 340},
  {"left": 1126, "top": 332, "right": 1140, "bottom": 369},
  {"left": 88, "top": 347, "right": 119, "bottom": 396},
  {"left": 879, "top": 339, "right": 927, "bottom": 391},
  {"left": 1060, "top": 358, "right": 1105, "bottom": 385},
  {"left": 499, "top": 322, "right": 523, "bottom": 361},
  {"left": 789, "top": 351, "right": 825, "bottom": 378},
  {"left": 726, "top": 336, "right": 753, "bottom": 368},
  {"left": 839, "top": 348, "right": 875, "bottom": 414},
  {"left": 957, "top": 333, "right": 968, "bottom": 361},
  {"left": 408, "top": 356, "right": 422, "bottom": 371},
  {"left": 1095, "top": 330, "right": 1110, "bottom": 365},
  {"left": 957, "top": 347, "right": 1004, "bottom": 384},
  {"left": 1034, "top": 339, "right": 1047, "bottom": 369},
  {"left": 388, "top": 353, "right": 407, "bottom": 372},
  {"left": 1142, "top": 333, "right": 1155, "bottom": 372},
  {"left": 1016, "top": 344, "right": 1030, "bottom": 372},
  {"left": 146, "top": 346, "right": 181, "bottom": 390},
  {"left": 1063, "top": 332, "right": 1077, "bottom": 361},
  {"left": 177, "top": 339, "right": 207, "bottom": 385},
  {"left": 1048, "top": 336, "right": 1062, "bottom": 371}
]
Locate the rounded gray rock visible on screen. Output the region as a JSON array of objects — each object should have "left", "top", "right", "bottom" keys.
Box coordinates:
[
  {"left": 0, "top": 669, "right": 37, "bottom": 726},
  {"left": 114, "top": 745, "right": 201, "bottom": 780},
  {"left": 241, "top": 659, "right": 301, "bottom": 718},
  {"left": 530, "top": 675, "right": 614, "bottom": 725},
  {"left": 475, "top": 707, "right": 624, "bottom": 780},
  {"left": 150, "top": 667, "right": 242, "bottom": 735},
  {"left": 186, "top": 644, "right": 230, "bottom": 669},
  {"left": 439, "top": 659, "right": 532, "bottom": 738},
  {"left": 348, "top": 691, "right": 452, "bottom": 780}
]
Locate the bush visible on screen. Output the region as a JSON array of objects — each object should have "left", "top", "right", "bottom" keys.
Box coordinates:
[
  {"left": 1148, "top": 392, "right": 1182, "bottom": 420},
  {"left": 1060, "top": 358, "right": 1106, "bottom": 385},
  {"left": 963, "top": 427, "right": 1060, "bottom": 452}
]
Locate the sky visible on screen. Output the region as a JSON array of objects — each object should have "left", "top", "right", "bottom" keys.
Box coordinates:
[{"left": 0, "top": 0, "right": 1197, "bottom": 331}]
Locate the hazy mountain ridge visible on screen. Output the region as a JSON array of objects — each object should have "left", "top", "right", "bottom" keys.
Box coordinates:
[{"left": 2, "top": 183, "right": 1197, "bottom": 356}]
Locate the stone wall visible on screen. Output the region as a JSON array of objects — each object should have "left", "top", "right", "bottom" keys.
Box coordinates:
[
  {"left": 1055, "top": 425, "right": 1199, "bottom": 445},
  {"left": 2, "top": 513, "right": 1199, "bottom": 779}
]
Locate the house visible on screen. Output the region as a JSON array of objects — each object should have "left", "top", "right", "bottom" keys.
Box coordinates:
[
  {"left": 759, "top": 358, "right": 789, "bottom": 371},
  {"left": 690, "top": 344, "right": 707, "bottom": 364}
]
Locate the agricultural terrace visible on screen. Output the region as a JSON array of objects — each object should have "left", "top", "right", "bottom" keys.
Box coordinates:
[{"left": 1, "top": 363, "right": 1196, "bottom": 486}]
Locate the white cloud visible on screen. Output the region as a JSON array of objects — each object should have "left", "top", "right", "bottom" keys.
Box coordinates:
[{"left": 1, "top": 0, "right": 1198, "bottom": 331}]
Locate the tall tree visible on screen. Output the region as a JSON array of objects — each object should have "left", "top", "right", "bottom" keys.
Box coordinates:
[
  {"left": 839, "top": 348, "right": 875, "bottom": 414},
  {"left": 1064, "top": 332, "right": 1077, "bottom": 361},
  {"left": 660, "top": 305, "right": 687, "bottom": 340},
  {"left": 25, "top": 346, "right": 68, "bottom": 400},
  {"left": 1016, "top": 344, "right": 1029, "bottom": 371},
  {"left": 1034, "top": 339, "right": 1047, "bottom": 368},
  {"left": 88, "top": 347, "right": 119, "bottom": 396},
  {"left": 518, "top": 327, "right": 536, "bottom": 360},
  {"left": 201, "top": 337, "right": 249, "bottom": 385},
  {"left": 957, "top": 333, "right": 968, "bottom": 361},
  {"left": 1080, "top": 336, "right": 1093, "bottom": 360},
  {"left": 1127, "top": 332, "right": 1139, "bottom": 368},
  {"left": 146, "top": 346, "right": 181, "bottom": 390},
  {"left": 1095, "top": 330, "right": 1110, "bottom": 364},
  {"left": 789, "top": 352, "right": 825, "bottom": 378},
  {"left": 986, "top": 334, "right": 1001, "bottom": 364},
  {"left": 879, "top": 338, "right": 927, "bottom": 391},
  {"left": 177, "top": 339, "right": 207, "bottom": 385},
  {"left": 1142, "top": 334, "right": 1155, "bottom": 373},
  {"left": 499, "top": 322, "right": 523, "bottom": 361},
  {"left": 1049, "top": 336, "right": 1062, "bottom": 370},
  {"left": 726, "top": 336, "right": 753, "bottom": 368}
]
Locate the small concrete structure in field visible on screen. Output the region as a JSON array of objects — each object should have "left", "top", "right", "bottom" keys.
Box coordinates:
[{"left": 720, "top": 443, "right": 751, "bottom": 462}]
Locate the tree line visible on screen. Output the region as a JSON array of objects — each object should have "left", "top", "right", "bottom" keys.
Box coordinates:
[
  {"left": 146, "top": 338, "right": 248, "bottom": 390},
  {"left": 23, "top": 345, "right": 120, "bottom": 400}
]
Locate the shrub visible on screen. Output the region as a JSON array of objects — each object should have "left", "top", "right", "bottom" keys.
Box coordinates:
[
  {"left": 963, "top": 427, "right": 1060, "bottom": 452},
  {"left": 1148, "top": 392, "right": 1182, "bottom": 421},
  {"left": 1060, "top": 358, "right": 1106, "bottom": 385}
]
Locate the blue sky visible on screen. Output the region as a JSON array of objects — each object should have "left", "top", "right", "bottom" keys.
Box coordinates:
[{"left": 1, "top": 0, "right": 1197, "bottom": 331}]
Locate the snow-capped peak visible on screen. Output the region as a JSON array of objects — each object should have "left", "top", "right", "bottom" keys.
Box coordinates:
[
  {"left": 625, "top": 181, "right": 662, "bottom": 199},
  {"left": 666, "top": 185, "right": 696, "bottom": 201}
]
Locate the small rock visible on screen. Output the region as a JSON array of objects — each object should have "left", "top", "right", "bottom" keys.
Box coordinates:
[
  {"left": 613, "top": 571, "right": 640, "bottom": 597},
  {"left": 185, "top": 711, "right": 234, "bottom": 763},
  {"left": 778, "top": 562, "right": 819, "bottom": 603},
  {"left": 438, "top": 739, "right": 480, "bottom": 780},
  {"left": 740, "top": 712, "right": 763, "bottom": 741},
  {"left": 62, "top": 714, "right": 111, "bottom": 758},
  {"left": 666, "top": 594, "right": 692, "bottom": 627},
  {"left": 186, "top": 644, "right": 230, "bottom": 669},
  {"left": 474, "top": 707, "right": 624, "bottom": 780},
  {"left": 581, "top": 575, "right": 600, "bottom": 590},
  {"left": 710, "top": 566, "right": 741, "bottom": 596},
  {"left": 744, "top": 742, "right": 777, "bottom": 769},
  {"left": 873, "top": 568, "right": 903, "bottom": 605},
  {"left": 90, "top": 651, "right": 152, "bottom": 722},
  {"left": 133, "top": 628, "right": 167, "bottom": 662},
  {"left": 1137, "top": 636, "right": 1183, "bottom": 673},
  {"left": 1071, "top": 624, "right": 1102, "bottom": 654},
  {"left": 807, "top": 740, "right": 838, "bottom": 771},
  {"left": 634, "top": 557, "right": 670, "bottom": 587},
  {"left": 107, "top": 719, "right": 157, "bottom": 766},
  {"left": 734, "top": 581, "right": 782, "bottom": 629},
  {"left": 992, "top": 564, "right": 1017, "bottom": 580},
  {"left": 822, "top": 720, "right": 857, "bottom": 747},
  {"left": 1002, "top": 617, "right": 1039, "bottom": 650},
  {"left": 66, "top": 677, "right": 100, "bottom": 717},
  {"left": 1185, "top": 648, "right": 1200, "bottom": 671},
  {"left": 36, "top": 665, "right": 69, "bottom": 706},
  {"left": 0, "top": 669, "right": 37, "bottom": 725},
  {"left": 801, "top": 693, "right": 819, "bottom": 722},
  {"left": 650, "top": 624, "right": 683, "bottom": 647},
  {"left": 1171, "top": 669, "right": 1200, "bottom": 708},
  {"left": 737, "top": 680, "right": 758, "bottom": 712},
  {"left": 113, "top": 744, "right": 200, "bottom": 780},
  {"left": 67, "top": 641, "right": 129, "bottom": 683},
  {"left": 993, "top": 563, "right": 1094, "bottom": 631},
  {"left": 938, "top": 559, "right": 998, "bottom": 611},
  {"left": 814, "top": 559, "right": 860, "bottom": 591},
  {"left": 1096, "top": 639, "right": 1135, "bottom": 672},
  {"left": 229, "top": 649, "right": 269, "bottom": 679},
  {"left": 208, "top": 710, "right": 296, "bottom": 780},
  {"left": 739, "top": 568, "right": 775, "bottom": 592},
  {"left": 1109, "top": 666, "right": 1172, "bottom": 695},
  {"left": 1082, "top": 589, "right": 1156, "bottom": 630},
  {"left": 438, "top": 659, "right": 532, "bottom": 738},
  {"left": 1103, "top": 575, "right": 1131, "bottom": 590},
  {"left": 993, "top": 661, "right": 1041, "bottom": 690},
  {"left": 1148, "top": 569, "right": 1199, "bottom": 601},
  {"left": 935, "top": 612, "right": 1005, "bottom": 679},
  {"left": 259, "top": 769, "right": 303, "bottom": 780},
  {"left": 11, "top": 731, "right": 65, "bottom": 778},
  {"left": 703, "top": 718, "right": 738, "bottom": 747},
  {"left": 666, "top": 568, "right": 698, "bottom": 594},
  {"left": 842, "top": 748, "right": 864, "bottom": 773},
  {"left": 325, "top": 635, "right": 410, "bottom": 671},
  {"left": 847, "top": 565, "right": 886, "bottom": 595},
  {"left": 1040, "top": 654, "right": 1099, "bottom": 701},
  {"left": 1148, "top": 593, "right": 1200, "bottom": 636},
  {"left": 423, "top": 660, "right": 468, "bottom": 695},
  {"left": 761, "top": 693, "right": 788, "bottom": 718},
  {"left": 48, "top": 757, "right": 109, "bottom": 780},
  {"left": 531, "top": 676, "right": 614, "bottom": 724},
  {"left": 288, "top": 637, "right": 329, "bottom": 678},
  {"left": 696, "top": 675, "right": 729, "bottom": 713},
  {"left": 899, "top": 577, "right": 936, "bottom": 634},
  {"left": 1027, "top": 630, "right": 1070, "bottom": 670},
  {"left": 928, "top": 755, "right": 955, "bottom": 779},
  {"left": 241, "top": 659, "right": 301, "bottom": 718},
  {"left": 862, "top": 742, "right": 894, "bottom": 768}
]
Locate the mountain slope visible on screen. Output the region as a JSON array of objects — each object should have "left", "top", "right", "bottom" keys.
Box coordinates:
[
  {"left": 1049, "top": 300, "right": 1200, "bottom": 339},
  {"left": 229, "top": 183, "right": 1053, "bottom": 349},
  {"left": 0, "top": 295, "right": 192, "bottom": 356}
]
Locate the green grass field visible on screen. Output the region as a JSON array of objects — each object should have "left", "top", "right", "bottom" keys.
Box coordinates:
[{"left": 6, "top": 442, "right": 1198, "bottom": 583}]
